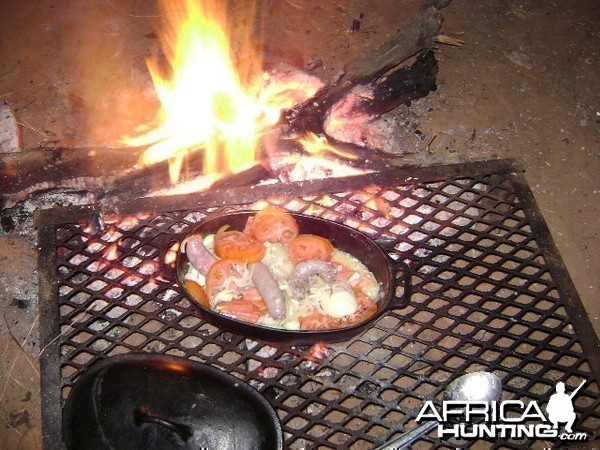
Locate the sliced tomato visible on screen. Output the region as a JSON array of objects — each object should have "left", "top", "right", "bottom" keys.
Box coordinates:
[
  {"left": 205, "top": 259, "right": 239, "bottom": 297},
  {"left": 217, "top": 298, "right": 262, "bottom": 323},
  {"left": 288, "top": 234, "right": 334, "bottom": 265},
  {"left": 214, "top": 228, "right": 265, "bottom": 263},
  {"left": 245, "top": 209, "right": 299, "bottom": 244},
  {"left": 299, "top": 311, "right": 341, "bottom": 331},
  {"left": 184, "top": 279, "right": 210, "bottom": 308},
  {"left": 241, "top": 287, "right": 268, "bottom": 315}
]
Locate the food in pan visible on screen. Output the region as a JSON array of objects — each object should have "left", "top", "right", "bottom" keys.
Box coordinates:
[{"left": 182, "top": 209, "right": 382, "bottom": 330}]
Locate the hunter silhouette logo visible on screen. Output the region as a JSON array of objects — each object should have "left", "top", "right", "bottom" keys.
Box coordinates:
[{"left": 546, "top": 380, "right": 586, "bottom": 433}]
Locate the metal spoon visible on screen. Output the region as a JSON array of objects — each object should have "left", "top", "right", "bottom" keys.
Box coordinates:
[{"left": 375, "top": 371, "right": 502, "bottom": 450}]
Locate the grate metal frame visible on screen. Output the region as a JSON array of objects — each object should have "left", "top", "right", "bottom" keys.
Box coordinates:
[{"left": 37, "top": 159, "right": 600, "bottom": 449}]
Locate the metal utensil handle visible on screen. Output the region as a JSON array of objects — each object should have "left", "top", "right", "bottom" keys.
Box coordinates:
[
  {"left": 133, "top": 406, "right": 193, "bottom": 441},
  {"left": 375, "top": 420, "right": 437, "bottom": 450}
]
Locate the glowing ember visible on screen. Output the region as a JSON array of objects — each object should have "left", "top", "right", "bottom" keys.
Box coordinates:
[
  {"left": 164, "top": 242, "right": 180, "bottom": 265},
  {"left": 156, "top": 172, "right": 221, "bottom": 196},
  {"left": 103, "top": 243, "right": 120, "bottom": 261},
  {"left": 307, "top": 342, "right": 330, "bottom": 362},
  {"left": 271, "top": 133, "right": 372, "bottom": 182},
  {"left": 365, "top": 196, "right": 392, "bottom": 217},
  {"left": 102, "top": 215, "right": 140, "bottom": 229},
  {"left": 138, "top": 261, "right": 159, "bottom": 276},
  {"left": 283, "top": 155, "right": 371, "bottom": 182},
  {"left": 119, "top": 216, "right": 140, "bottom": 231}
]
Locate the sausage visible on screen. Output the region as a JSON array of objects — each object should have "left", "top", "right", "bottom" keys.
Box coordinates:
[
  {"left": 289, "top": 259, "right": 335, "bottom": 297},
  {"left": 249, "top": 262, "right": 286, "bottom": 319},
  {"left": 185, "top": 235, "right": 217, "bottom": 276}
]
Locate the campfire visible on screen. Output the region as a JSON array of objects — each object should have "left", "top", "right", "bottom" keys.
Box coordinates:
[
  {"left": 114, "top": 0, "right": 444, "bottom": 201},
  {"left": 3, "top": 1, "right": 599, "bottom": 449},
  {"left": 120, "top": 0, "right": 323, "bottom": 187},
  {"left": 0, "top": 0, "right": 446, "bottom": 217},
  {"left": 115, "top": 0, "right": 444, "bottom": 194}
]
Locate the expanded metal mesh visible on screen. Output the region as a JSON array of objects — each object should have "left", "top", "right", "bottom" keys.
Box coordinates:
[{"left": 39, "top": 162, "right": 600, "bottom": 448}]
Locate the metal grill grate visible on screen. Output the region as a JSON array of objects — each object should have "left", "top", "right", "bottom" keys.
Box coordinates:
[{"left": 37, "top": 160, "right": 600, "bottom": 449}]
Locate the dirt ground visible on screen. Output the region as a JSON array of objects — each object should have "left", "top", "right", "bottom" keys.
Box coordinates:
[{"left": 0, "top": 0, "right": 598, "bottom": 448}]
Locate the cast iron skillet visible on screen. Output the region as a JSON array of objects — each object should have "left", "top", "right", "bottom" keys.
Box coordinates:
[
  {"left": 173, "top": 211, "right": 411, "bottom": 344},
  {"left": 63, "top": 353, "right": 283, "bottom": 450}
]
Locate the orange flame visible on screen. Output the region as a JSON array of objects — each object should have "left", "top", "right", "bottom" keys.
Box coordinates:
[
  {"left": 298, "top": 132, "right": 359, "bottom": 161},
  {"left": 123, "top": 0, "right": 271, "bottom": 183},
  {"left": 103, "top": 243, "right": 120, "bottom": 261},
  {"left": 120, "top": 0, "right": 364, "bottom": 190}
]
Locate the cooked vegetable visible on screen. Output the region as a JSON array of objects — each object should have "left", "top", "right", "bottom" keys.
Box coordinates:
[
  {"left": 349, "top": 294, "right": 378, "bottom": 326},
  {"left": 299, "top": 293, "right": 377, "bottom": 331},
  {"left": 249, "top": 262, "right": 285, "bottom": 319},
  {"left": 288, "top": 234, "right": 334, "bottom": 265},
  {"left": 184, "top": 279, "right": 210, "bottom": 308},
  {"left": 214, "top": 227, "right": 265, "bottom": 263},
  {"left": 216, "top": 291, "right": 267, "bottom": 323},
  {"left": 205, "top": 259, "right": 246, "bottom": 300},
  {"left": 262, "top": 243, "right": 294, "bottom": 281},
  {"left": 245, "top": 209, "right": 299, "bottom": 244},
  {"left": 320, "top": 281, "right": 358, "bottom": 318},
  {"left": 298, "top": 310, "right": 339, "bottom": 331},
  {"left": 185, "top": 235, "right": 217, "bottom": 275}
]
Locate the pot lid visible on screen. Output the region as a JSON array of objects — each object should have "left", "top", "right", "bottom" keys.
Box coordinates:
[{"left": 63, "top": 353, "right": 283, "bottom": 450}]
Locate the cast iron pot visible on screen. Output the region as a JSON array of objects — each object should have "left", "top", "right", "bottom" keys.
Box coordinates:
[
  {"left": 63, "top": 353, "right": 283, "bottom": 450},
  {"left": 174, "top": 211, "right": 411, "bottom": 344}
]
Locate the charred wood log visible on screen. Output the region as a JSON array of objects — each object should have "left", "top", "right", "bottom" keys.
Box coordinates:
[
  {"left": 348, "top": 49, "right": 438, "bottom": 117},
  {"left": 97, "top": 149, "right": 205, "bottom": 202},
  {"left": 273, "top": 50, "right": 438, "bottom": 157},
  {"left": 209, "top": 164, "right": 270, "bottom": 190},
  {"left": 284, "top": 7, "right": 444, "bottom": 137},
  {"left": 318, "top": 50, "right": 438, "bottom": 154},
  {"left": 97, "top": 151, "right": 271, "bottom": 208},
  {"left": 0, "top": 143, "right": 270, "bottom": 208},
  {"left": 0, "top": 147, "right": 145, "bottom": 208}
]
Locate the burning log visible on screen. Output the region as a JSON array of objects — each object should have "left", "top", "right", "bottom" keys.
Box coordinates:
[
  {"left": 0, "top": 146, "right": 144, "bottom": 208},
  {"left": 283, "top": 6, "right": 444, "bottom": 140},
  {"left": 97, "top": 149, "right": 206, "bottom": 202},
  {"left": 337, "top": 50, "right": 439, "bottom": 118},
  {"left": 322, "top": 50, "right": 438, "bottom": 154},
  {"left": 98, "top": 159, "right": 271, "bottom": 210}
]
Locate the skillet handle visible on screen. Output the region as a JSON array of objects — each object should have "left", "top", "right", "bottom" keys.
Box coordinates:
[{"left": 388, "top": 258, "right": 412, "bottom": 309}]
